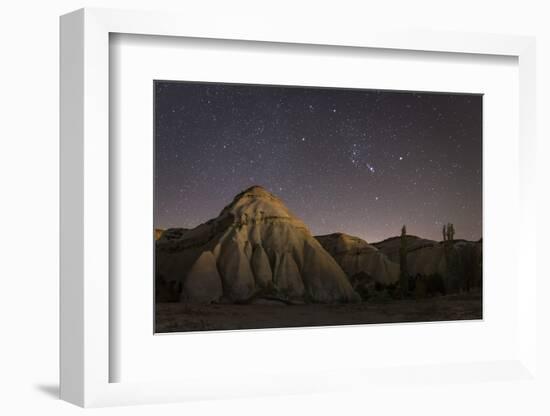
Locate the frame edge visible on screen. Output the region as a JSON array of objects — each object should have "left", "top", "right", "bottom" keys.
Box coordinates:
[
  {"left": 59, "top": 6, "right": 540, "bottom": 407},
  {"left": 59, "top": 8, "right": 85, "bottom": 407}
]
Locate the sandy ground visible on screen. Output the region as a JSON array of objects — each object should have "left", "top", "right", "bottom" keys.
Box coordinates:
[{"left": 155, "top": 292, "right": 482, "bottom": 333}]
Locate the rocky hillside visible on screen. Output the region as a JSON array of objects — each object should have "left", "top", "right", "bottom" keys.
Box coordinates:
[
  {"left": 372, "top": 235, "right": 438, "bottom": 262},
  {"left": 320, "top": 233, "right": 482, "bottom": 294},
  {"left": 315, "top": 233, "right": 399, "bottom": 285},
  {"left": 406, "top": 240, "right": 482, "bottom": 292}
]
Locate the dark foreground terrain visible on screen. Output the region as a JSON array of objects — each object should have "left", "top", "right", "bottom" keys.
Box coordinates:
[{"left": 155, "top": 292, "right": 482, "bottom": 333}]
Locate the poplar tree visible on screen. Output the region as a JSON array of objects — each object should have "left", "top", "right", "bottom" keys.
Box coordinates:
[{"left": 399, "top": 225, "right": 409, "bottom": 297}]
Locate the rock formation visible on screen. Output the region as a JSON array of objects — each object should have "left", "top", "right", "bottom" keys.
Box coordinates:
[
  {"left": 372, "top": 235, "right": 437, "bottom": 263},
  {"left": 156, "top": 186, "right": 360, "bottom": 304},
  {"left": 181, "top": 251, "right": 223, "bottom": 303},
  {"left": 315, "top": 233, "right": 399, "bottom": 285}
]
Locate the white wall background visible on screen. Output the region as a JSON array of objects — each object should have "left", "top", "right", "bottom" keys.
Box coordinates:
[{"left": 1, "top": 0, "right": 548, "bottom": 415}]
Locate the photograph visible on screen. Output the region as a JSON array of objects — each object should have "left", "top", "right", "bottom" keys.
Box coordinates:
[{"left": 154, "top": 81, "right": 483, "bottom": 333}]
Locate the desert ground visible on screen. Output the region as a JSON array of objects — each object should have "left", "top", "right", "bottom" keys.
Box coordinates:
[{"left": 155, "top": 291, "right": 482, "bottom": 333}]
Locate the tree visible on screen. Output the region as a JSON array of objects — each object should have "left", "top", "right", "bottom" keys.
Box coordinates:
[
  {"left": 443, "top": 223, "right": 460, "bottom": 293},
  {"left": 399, "top": 225, "right": 409, "bottom": 297},
  {"left": 445, "top": 223, "right": 455, "bottom": 242}
]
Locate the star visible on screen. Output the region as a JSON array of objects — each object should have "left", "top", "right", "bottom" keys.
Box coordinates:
[{"left": 155, "top": 81, "right": 482, "bottom": 242}]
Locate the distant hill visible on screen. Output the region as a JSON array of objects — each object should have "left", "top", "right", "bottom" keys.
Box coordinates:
[
  {"left": 372, "top": 235, "right": 482, "bottom": 292},
  {"left": 315, "top": 233, "right": 399, "bottom": 285},
  {"left": 372, "top": 235, "right": 438, "bottom": 262}
]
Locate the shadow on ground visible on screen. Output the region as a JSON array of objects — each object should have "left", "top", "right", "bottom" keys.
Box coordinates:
[{"left": 35, "top": 384, "right": 59, "bottom": 399}]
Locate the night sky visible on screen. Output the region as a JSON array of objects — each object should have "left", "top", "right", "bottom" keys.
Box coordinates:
[{"left": 154, "top": 81, "right": 482, "bottom": 243}]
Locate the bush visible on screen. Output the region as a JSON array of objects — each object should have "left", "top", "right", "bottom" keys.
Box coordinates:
[
  {"left": 155, "top": 273, "right": 181, "bottom": 302},
  {"left": 350, "top": 271, "right": 375, "bottom": 300}
]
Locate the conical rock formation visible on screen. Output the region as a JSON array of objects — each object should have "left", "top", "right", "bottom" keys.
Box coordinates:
[{"left": 156, "top": 186, "right": 360, "bottom": 304}]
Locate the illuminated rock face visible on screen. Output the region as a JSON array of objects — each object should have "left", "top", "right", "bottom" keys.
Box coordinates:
[
  {"left": 181, "top": 251, "right": 223, "bottom": 303},
  {"left": 373, "top": 235, "right": 482, "bottom": 291},
  {"left": 156, "top": 186, "right": 360, "bottom": 304},
  {"left": 316, "top": 233, "right": 399, "bottom": 285}
]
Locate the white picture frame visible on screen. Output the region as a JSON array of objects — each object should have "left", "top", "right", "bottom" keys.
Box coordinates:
[{"left": 60, "top": 7, "right": 538, "bottom": 408}]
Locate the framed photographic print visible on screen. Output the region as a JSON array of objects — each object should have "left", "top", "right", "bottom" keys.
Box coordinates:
[
  {"left": 153, "top": 80, "right": 483, "bottom": 333},
  {"left": 60, "top": 7, "right": 539, "bottom": 408}
]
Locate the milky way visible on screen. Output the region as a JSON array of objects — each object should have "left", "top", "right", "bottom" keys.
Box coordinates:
[{"left": 154, "top": 81, "right": 482, "bottom": 242}]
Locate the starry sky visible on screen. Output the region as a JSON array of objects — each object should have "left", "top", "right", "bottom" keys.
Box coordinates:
[{"left": 154, "top": 81, "right": 482, "bottom": 243}]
